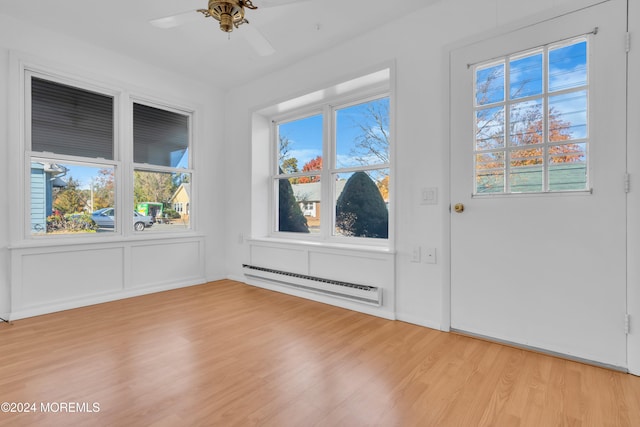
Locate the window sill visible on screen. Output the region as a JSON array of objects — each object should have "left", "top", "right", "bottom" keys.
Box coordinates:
[
  {"left": 472, "top": 188, "right": 593, "bottom": 198},
  {"left": 9, "top": 231, "right": 205, "bottom": 250},
  {"left": 248, "top": 236, "right": 395, "bottom": 255}
]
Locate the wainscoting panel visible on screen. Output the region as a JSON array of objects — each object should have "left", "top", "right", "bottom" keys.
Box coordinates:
[
  {"left": 19, "top": 247, "right": 123, "bottom": 308},
  {"left": 249, "top": 244, "right": 309, "bottom": 275},
  {"left": 309, "top": 251, "right": 391, "bottom": 288},
  {"left": 10, "top": 236, "right": 206, "bottom": 319},
  {"left": 245, "top": 239, "right": 395, "bottom": 318},
  {"left": 130, "top": 239, "right": 205, "bottom": 288}
]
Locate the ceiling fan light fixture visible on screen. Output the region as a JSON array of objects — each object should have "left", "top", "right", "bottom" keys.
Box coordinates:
[
  {"left": 197, "top": 0, "right": 258, "bottom": 33},
  {"left": 219, "top": 13, "right": 235, "bottom": 32}
]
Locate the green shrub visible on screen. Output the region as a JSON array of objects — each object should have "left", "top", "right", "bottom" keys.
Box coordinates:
[
  {"left": 46, "top": 212, "right": 98, "bottom": 233},
  {"left": 279, "top": 178, "right": 309, "bottom": 233},
  {"left": 163, "top": 209, "right": 182, "bottom": 219},
  {"left": 336, "top": 172, "right": 388, "bottom": 238}
]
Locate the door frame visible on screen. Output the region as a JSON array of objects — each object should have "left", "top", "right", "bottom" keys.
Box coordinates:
[{"left": 625, "top": 0, "right": 639, "bottom": 375}]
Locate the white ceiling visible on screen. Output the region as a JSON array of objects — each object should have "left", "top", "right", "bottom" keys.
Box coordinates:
[{"left": 0, "top": 0, "right": 440, "bottom": 88}]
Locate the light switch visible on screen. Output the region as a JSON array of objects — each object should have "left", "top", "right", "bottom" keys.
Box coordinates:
[
  {"left": 411, "top": 246, "right": 421, "bottom": 263},
  {"left": 421, "top": 187, "right": 438, "bottom": 205}
]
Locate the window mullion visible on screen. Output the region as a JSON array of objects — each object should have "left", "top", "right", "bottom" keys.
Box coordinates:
[
  {"left": 322, "top": 104, "right": 333, "bottom": 240},
  {"left": 543, "top": 45, "right": 550, "bottom": 192},
  {"left": 505, "top": 59, "right": 512, "bottom": 194}
]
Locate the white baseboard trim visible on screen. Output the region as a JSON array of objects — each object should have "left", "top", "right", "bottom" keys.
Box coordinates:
[
  {"left": 395, "top": 314, "right": 442, "bottom": 331},
  {"left": 9, "top": 278, "right": 206, "bottom": 321}
]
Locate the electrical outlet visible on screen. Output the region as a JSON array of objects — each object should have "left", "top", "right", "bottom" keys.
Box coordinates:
[{"left": 424, "top": 247, "right": 436, "bottom": 264}]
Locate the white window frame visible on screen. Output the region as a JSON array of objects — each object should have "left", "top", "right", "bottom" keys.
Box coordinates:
[
  {"left": 131, "top": 98, "right": 194, "bottom": 231},
  {"left": 25, "top": 70, "right": 121, "bottom": 237},
  {"left": 21, "top": 65, "right": 196, "bottom": 240},
  {"left": 271, "top": 90, "right": 392, "bottom": 246},
  {"left": 472, "top": 36, "right": 591, "bottom": 196}
]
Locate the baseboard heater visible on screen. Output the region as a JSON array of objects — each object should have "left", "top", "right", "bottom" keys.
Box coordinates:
[{"left": 242, "top": 264, "right": 382, "bottom": 306}]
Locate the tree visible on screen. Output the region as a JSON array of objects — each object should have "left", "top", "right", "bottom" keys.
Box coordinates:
[
  {"left": 336, "top": 171, "right": 388, "bottom": 238},
  {"left": 133, "top": 171, "right": 175, "bottom": 207},
  {"left": 278, "top": 168, "right": 309, "bottom": 233},
  {"left": 281, "top": 157, "right": 299, "bottom": 175},
  {"left": 377, "top": 175, "right": 389, "bottom": 202},
  {"left": 475, "top": 67, "right": 581, "bottom": 191},
  {"left": 93, "top": 168, "right": 115, "bottom": 210},
  {"left": 53, "top": 177, "right": 85, "bottom": 214},
  {"left": 279, "top": 134, "right": 293, "bottom": 164},
  {"left": 298, "top": 156, "right": 322, "bottom": 184},
  {"left": 279, "top": 134, "right": 303, "bottom": 184},
  {"left": 349, "top": 99, "right": 390, "bottom": 165}
]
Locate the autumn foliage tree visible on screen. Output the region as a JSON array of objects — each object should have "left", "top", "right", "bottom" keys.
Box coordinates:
[
  {"left": 477, "top": 108, "right": 579, "bottom": 168},
  {"left": 475, "top": 68, "right": 584, "bottom": 191},
  {"left": 377, "top": 175, "right": 389, "bottom": 201},
  {"left": 53, "top": 177, "right": 85, "bottom": 214},
  {"left": 297, "top": 156, "right": 322, "bottom": 184},
  {"left": 93, "top": 168, "right": 115, "bottom": 210}
]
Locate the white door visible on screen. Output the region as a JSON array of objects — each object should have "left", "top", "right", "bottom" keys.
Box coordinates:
[{"left": 450, "top": 1, "right": 628, "bottom": 367}]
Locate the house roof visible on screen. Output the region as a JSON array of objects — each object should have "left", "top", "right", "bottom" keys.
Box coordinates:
[
  {"left": 170, "top": 182, "right": 191, "bottom": 202},
  {"left": 292, "top": 180, "right": 346, "bottom": 202}
]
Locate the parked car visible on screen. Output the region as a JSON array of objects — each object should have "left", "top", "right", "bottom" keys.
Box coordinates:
[{"left": 92, "top": 208, "right": 154, "bottom": 231}]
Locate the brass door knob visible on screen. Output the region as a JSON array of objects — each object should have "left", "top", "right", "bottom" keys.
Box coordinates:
[{"left": 453, "top": 203, "right": 464, "bottom": 213}]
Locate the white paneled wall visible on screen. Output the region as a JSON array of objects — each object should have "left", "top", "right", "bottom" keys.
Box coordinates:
[
  {"left": 244, "top": 240, "right": 395, "bottom": 319},
  {"left": 10, "top": 237, "right": 205, "bottom": 319}
]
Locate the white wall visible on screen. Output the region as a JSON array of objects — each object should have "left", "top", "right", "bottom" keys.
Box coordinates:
[
  {"left": 0, "top": 49, "right": 9, "bottom": 319},
  {"left": 223, "top": 0, "right": 631, "bottom": 331},
  {"left": 0, "top": 13, "right": 227, "bottom": 319}
]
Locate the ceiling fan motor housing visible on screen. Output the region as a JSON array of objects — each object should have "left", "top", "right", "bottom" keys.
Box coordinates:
[{"left": 198, "top": 0, "right": 256, "bottom": 33}]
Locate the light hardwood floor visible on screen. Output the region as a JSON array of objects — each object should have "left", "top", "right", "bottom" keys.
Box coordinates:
[{"left": 1, "top": 280, "right": 639, "bottom": 426}]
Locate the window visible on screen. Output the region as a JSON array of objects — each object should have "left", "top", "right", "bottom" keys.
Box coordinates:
[
  {"left": 277, "top": 113, "right": 323, "bottom": 234},
  {"left": 29, "top": 76, "right": 116, "bottom": 235},
  {"left": 274, "top": 95, "right": 390, "bottom": 240},
  {"left": 474, "top": 37, "right": 589, "bottom": 194},
  {"left": 133, "top": 103, "right": 191, "bottom": 231},
  {"left": 26, "top": 71, "right": 193, "bottom": 236}
]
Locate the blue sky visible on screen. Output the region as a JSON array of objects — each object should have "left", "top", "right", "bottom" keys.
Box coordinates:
[
  {"left": 475, "top": 39, "right": 588, "bottom": 142},
  {"left": 61, "top": 149, "right": 188, "bottom": 190},
  {"left": 279, "top": 98, "right": 389, "bottom": 171},
  {"left": 477, "top": 40, "right": 586, "bottom": 105},
  {"left": 58, "top": 164, "right": 105, "bottom": 190}
]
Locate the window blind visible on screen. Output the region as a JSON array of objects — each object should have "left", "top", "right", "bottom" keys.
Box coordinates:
[
  {"left": 133, "top": 103, "right": 188, "bottom": 168},
  {"left": 31, "top": 77, "right": 114, "bottom": 159}
]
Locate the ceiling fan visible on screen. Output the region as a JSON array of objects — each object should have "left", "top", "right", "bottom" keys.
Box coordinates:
[{"left": 150, "top": 0, "right": 311, "bottom": 57}]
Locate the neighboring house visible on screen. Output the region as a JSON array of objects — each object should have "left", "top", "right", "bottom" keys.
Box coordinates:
[
  {"left": 169, "top": 182, "right": 190, "bottom": 221},
  {"left": 291, "top": 180, "right": 347, "bottom": 225},
  {"left": 30, "top": 162, "right": 67, "bottom": 233}
]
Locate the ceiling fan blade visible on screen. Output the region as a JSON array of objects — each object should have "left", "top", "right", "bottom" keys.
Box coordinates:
[
  {"left": 260, "top": 0, "right": 312, "bottom": 8},
  {"left": 242, "top": 24, "right": 276, "bottom": 56},
  {"left": 150, "top": 11, "right": 200, "bottom": 29}
]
